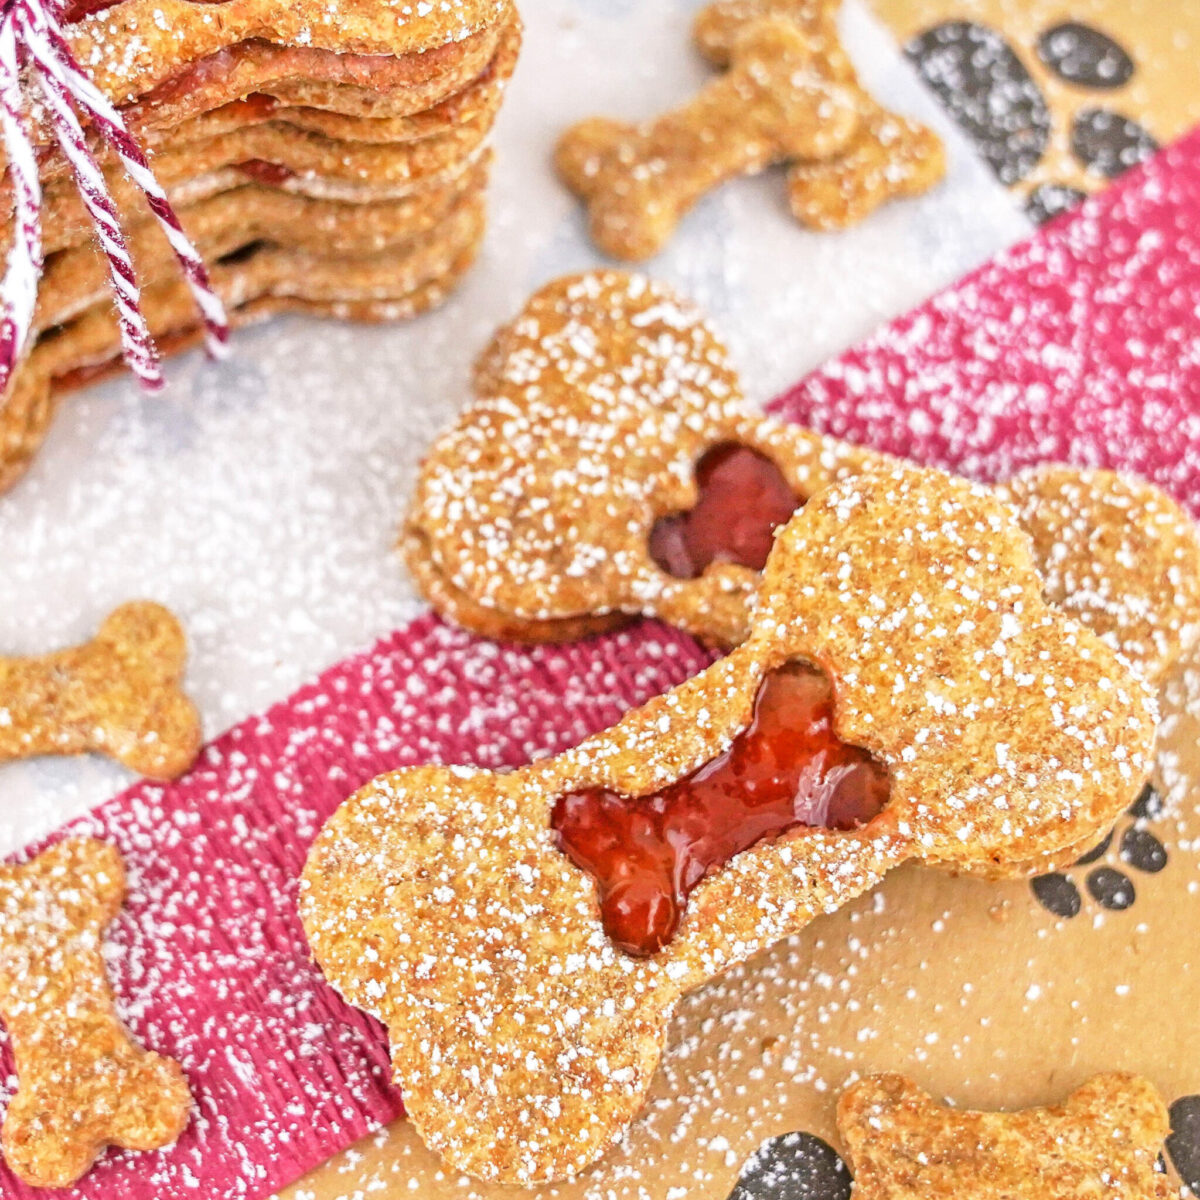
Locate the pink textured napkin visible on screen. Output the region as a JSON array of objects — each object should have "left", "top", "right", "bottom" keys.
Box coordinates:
[
  {"left": 3, "top": 124, "right": 1200, "bottom": 1198},
  {"left": 771, "top": 129, "right": 1200, "bottom": 513},
  {"left": 0, "top": 619, "right": 715, "bottom": 1198}
]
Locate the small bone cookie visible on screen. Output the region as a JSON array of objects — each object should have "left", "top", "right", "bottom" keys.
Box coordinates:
[
  {"left": 0, "top": 838, "right": 191, "bottom": 1187},
  {"left": 692, "top": 1, "right": 946, "bottom": 231},
  {"left": 838, "top": 1073, "right": 1171, "bottom": 1200},
  {"left": 406, "top": 271, "right": 1200, "bottom": 689},
  {"left": 787, "top": 108, "right": 946, "bottom": 231},
  {"left": 309, "top": 464, "right": 1157, "bottom": 1184},
  {"left": 0, "top": 602, "right": 202, "bottom": 780},
  {"left": 693, "top": 0, "right": 841, "bottom": 61},
  {"left": 554, "top": 16, "right": 862, "bottom": 261}
]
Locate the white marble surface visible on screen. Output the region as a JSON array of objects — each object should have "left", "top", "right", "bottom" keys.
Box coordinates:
[{"left": 0, "top": 0, "right": 1030, "bottom": 853}]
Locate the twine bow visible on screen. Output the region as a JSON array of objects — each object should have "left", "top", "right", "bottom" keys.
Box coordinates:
[{"left": 0, "top": 0, "right": 228, "bottom": 395}]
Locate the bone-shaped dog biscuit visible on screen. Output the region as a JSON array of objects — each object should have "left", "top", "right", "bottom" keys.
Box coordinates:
[
  {"left": 838, "top": 1073, "right": 1171, "bottom": 1200},
  {"left": 692, "top": 1, "right": 946, "bottom": 230},
  {"left": 406, "top": 272, "right": 1200, "bottom": 690},
  {"left": 554, "top": 16, "right": 862, "bottom": 261},
  {"left": 0, "top": 839, "right": 191, "bottom": 1187},
  {"left": 0, "top": 602, "right": 202, "bottom": 780},
  {"left": 309, "top": 464, "right": 1157, "bottom": 1184},
  {"left": 556, "top": 2, "right": 944, "bottom": 259}
]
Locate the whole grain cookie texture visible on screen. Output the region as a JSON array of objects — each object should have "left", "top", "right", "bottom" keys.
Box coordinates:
[
  {"left": 0, "top": 839, "right": 192, "bottom": 1187},
  {"left": 693, "top": 1, "right": 946, "bottom": 231},
  {"left": 308, "top": 464, "right": 1157, "bottom": 1186},
  {"left": 838, "top": 1073, "right": 1171, "bottom": 1199},
  {"left": 554, "top": 16, "right": 861, "bottom": 260},
  {"left": 407, "top": 271, "right": 1200, "bottom": 690},
  {"left": 0, "top": 2, "right": 521, "bottom": 492},
  {"left": 0, "top": 602, "right": 201, "bottom": 779},
  {"left": 555, "top": 0, "right": 944, "bottom": 259}
]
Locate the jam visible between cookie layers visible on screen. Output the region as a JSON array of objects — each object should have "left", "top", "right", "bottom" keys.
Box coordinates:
[
  {"left": 649, "top": 442, "right": 802, "bottom": 579},
  {"left": 551, "top": 661, "right": 890, "bottom": 957},
  {"left": 234, "top": 159, "right": 296, "bottom": 186}
]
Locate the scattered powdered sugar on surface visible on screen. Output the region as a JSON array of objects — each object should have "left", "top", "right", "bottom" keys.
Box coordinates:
[
  {"left": 0, "top": 0, "right": 1025, "bottom": 855},
  {"left": 3, "top": 2, "right": 1200, "bottom": 1199},
  {"left": 283, "top": 119, "right": 1200, "bottom": 1200},
  {"left": 0, "top": 616, "right": 720, "bottom": 1198},
  {"left": 298, "top": 465, "right": 1159, "bottom": 1188}
]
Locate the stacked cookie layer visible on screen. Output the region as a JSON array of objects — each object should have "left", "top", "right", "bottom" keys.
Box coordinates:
[{"left": 0, "top": 0, "right": 521, "bottom": 491}]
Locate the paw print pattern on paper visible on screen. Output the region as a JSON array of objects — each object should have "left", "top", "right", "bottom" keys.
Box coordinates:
[
  {"left": 905, "top": 19, "right": 1158, "bottom": 225},
  {"left": 728, "top": 1132, "right": 852, "bottom": 1200},
  {"left": 1031, "top": 784, "right": 1168, "bottom": 919},
  {"left": 1036, "top": 23, "right": 1134, "bottom": 90},
  {"left": 1167, "top": 1095, "right": 1200, "bottom": 1195}
]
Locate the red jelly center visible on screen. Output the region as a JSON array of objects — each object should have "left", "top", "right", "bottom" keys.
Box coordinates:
[
  {"left": 648, "top": 443, "right": 802, "bottom": 579},
  {"left": 235, "top": 159, "right": 296, "bottom": 186},
  {"left": 551, "top": 661, "right": 890, "bottom": 957}
]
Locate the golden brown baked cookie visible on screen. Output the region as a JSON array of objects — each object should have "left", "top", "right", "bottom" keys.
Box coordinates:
[
  {"left": 838, "top": 1073, "right": 1171, "bottom": 1200},
  {"left": 406, "top": 271, "right": 1200, "bottom": 689},
  {"left": 0, "top": 1, "right": 520, "bottom": 490},
  {"left": 308, "top": 463, "right": 1157, "bottom": 1185},
  {"left": 1, "top": 203, "right": 485, "bottom": 493},
  {"left": 0, "top": 839, "right": 192, "bottom": 1187},
  {"left": 556, "top": 1, "right": 944, "bottom": 259},
  {"left": 0, "top": 602, "right": 201, "bottom": 779}
]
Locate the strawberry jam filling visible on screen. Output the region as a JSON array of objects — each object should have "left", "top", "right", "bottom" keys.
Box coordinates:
[
  {"left": 649, "top": 442, "right": 802, "bottom": 578},
  {"left": 551, "top": 661, "right": 890, "bottom": 957},
  {"left": 235, "top": 159, "right": 296, "bottom": 186}
]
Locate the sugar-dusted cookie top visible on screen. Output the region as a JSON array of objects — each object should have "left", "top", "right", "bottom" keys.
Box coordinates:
[
  {"left": 62, "top": 0, "right": 512, "bottom": 110},
  {"left": 1000, "top": 465, "right": 1200, "bottom": 688},
  {"left": 309, "top": 463, "right": 1157, "bottom": 1186},
  {"left": 407, "top": 269, "right": 875, "bottom": 645},
  {"left": 839, "top": 1073, "right": 1171, "bottom": 1200},
  {"left": 408, "top": 270, "right": 1200, "bottom": 687},
  {"left": 0, "top": 839, "right": 192, "bottom": 1186},
  {"left": 0, "top": 601, "right": 201, "bottom": 779}
]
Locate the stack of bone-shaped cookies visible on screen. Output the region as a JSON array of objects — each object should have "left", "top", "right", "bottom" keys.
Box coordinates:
[{"left": 0, "top": 0, "right": 521, "bottom": 492}]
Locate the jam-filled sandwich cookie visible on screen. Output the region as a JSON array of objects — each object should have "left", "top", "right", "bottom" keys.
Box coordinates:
[
  {"left": 306, "top": 464, "right": 1157, "bottom": 1185},
  {"left": 405, "top": 271, "right": 1200, "bottom": 690},
  {"left": 0, "top": 0, "right": 521, "bottom": 493},
  {"left": 555, "top": 0, "right": 944, "bottom": 260},
  {"left": 406, "top": 270, "right": 879, "bottom": 648}
]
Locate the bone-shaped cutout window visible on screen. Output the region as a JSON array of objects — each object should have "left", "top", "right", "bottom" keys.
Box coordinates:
[
  {"left": 551, "top": 659, "right": 890, "bottom": 956},
  {"left": 648, "top": 442, "right": 803, "bottom": 579}
]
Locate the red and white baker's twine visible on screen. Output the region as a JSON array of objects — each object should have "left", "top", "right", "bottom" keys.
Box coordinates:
[{"left": 0, "top": 0, "right": 228, "bottom": 395}]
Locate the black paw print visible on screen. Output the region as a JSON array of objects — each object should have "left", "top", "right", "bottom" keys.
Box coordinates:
[
  {"left": 1031, "top": 783, "right": 1168, "bottom": 919},
  {"left": 728, "top": 1132, "right": 851, "bottom": 1200},
  {"left": 1168, "top": 1095, "right": 1200, "bottom": 1195},
  {"left": 905, "top": 19, "right": 1158, "bottom": 226}
]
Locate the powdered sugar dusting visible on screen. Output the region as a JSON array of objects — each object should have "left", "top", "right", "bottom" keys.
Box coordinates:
[
  {"left": 0, "top": 0, "right": 1023, "bottom": 855},
  {"left": 0, "top": 616, "right": 715, "bottom": 1198}
]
